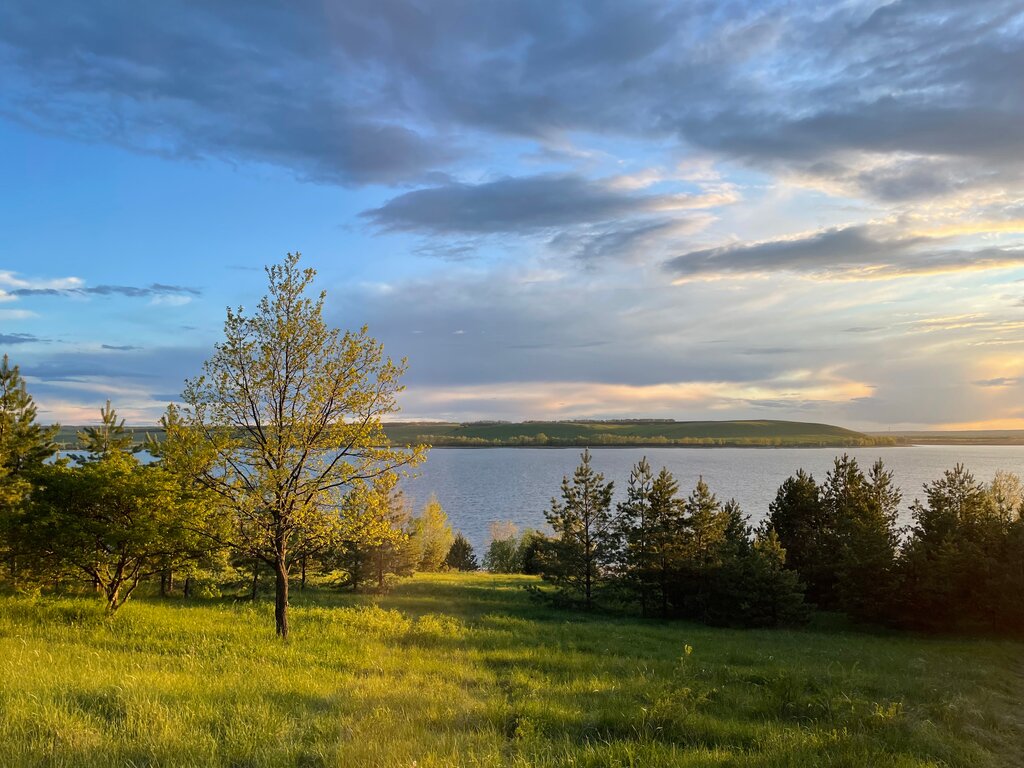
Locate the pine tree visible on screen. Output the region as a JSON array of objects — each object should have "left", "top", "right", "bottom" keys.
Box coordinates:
[
  {"left": 614, "top": 457, "right": 656, "bottom": 614},
  {"left": 0, "top": 356, "right": 59, "bottom": 582},
  {"left": 898, "top": 465, "right": 1007, "bottom": 632},
  {"left": 0, "top": 355, "right": 58, "bottom": 472},
  {"left": 76, "top": 400, "right": 133, "bottom": 457},
  {"left": 445, "top": 532, "right": 479, "bottom": 571},
  {"left": 542, "top": 449, "right": 615, "bottom": 609},
  {"left": 767, "top": 469, "right": 833, "bottom": 606},
  {"left": 678, "top": 477, "right": 728, "bottom": 619}
]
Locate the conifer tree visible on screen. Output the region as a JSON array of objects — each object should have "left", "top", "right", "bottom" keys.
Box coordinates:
[
  {"left": 0, "top": 355, "right": 58, "bottom": 472},
  {"left": 445, "top": 532, "right": 478, "bottom": 571},
  {"left": 0, "top": 355, "right": 58, "bottom": 581},
  {"left": 76, "top": 400, "right": 133, "bottom": 457},
  {"left": 767, "top": 469, "right": 832, "bottom": 605},
  {"left": 678, "top": 477, "right": 728, "bottom": 618},
  {"left": 898, "top": 465, "right": 1007, "bottom": 631},
  {"left": 614, "top": 457, "right": 656, "bottom": 614},
  {"left": 542, "top": 449, "right": 615, "bottom": 609}
]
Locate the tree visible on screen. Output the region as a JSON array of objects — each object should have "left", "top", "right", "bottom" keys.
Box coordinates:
[
  {"left": 410, "top": 494, "right": 454, "bottom": 572},
  {"left": 76, "top": 400, "right": 133, "bottom": 457},
  {"left": 0, "top": 356, "right": 58, "bottom": 583},
  {"left": 614, "top": 457, "right": 656, "bottom": 614},
  {"left": 898, "top": 465, "right": 1010, "bottom": 632},
  {"left": 676, "top": 477, "right": 729, "bottom": 619},
  {"left": 15, "top": 452, "right": 206, "bottom": 611},
  {"left": 541, "top": 449, "right": 615, "bottom": 608},
  {"left": 483, "top": 521, "right": 523, "bottom": 573},
  {"left": 445, "top": 532, "right": 478, "bottom": 571},
  {"left": 766, "top": 469, "right": 832, "bottom": 605},
  {"left": 175, "top": 253, "right": 425, "bottom": 637},
  {"left": 0, "top": 355, "right": 59, "bottom": 472}
]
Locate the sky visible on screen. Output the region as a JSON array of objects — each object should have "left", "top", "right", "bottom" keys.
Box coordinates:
[{"left": 1, "top": 0, "right": 1023, "bottom": 430}]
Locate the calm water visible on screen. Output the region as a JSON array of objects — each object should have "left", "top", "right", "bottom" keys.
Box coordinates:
[{"left": 401, "top": 446, "right": 1024, "bottom": 551}]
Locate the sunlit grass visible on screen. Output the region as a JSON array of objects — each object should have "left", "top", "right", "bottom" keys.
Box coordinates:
[{"left": 2, "top": 573, "right": 1022, "bottom": 767}]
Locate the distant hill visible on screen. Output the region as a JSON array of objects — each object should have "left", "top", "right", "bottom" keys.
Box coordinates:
[
  {"left": 382, "top": 419, "right": 892, "bottom": 447},
  {"left": 53, "top": 419, "right": 895, "bottom": 450}
]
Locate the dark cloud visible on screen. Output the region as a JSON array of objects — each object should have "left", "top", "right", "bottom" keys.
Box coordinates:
[
  {"left": 3, "top": 1, "right": 1018, "bottom": 198},
  {"left": 0, "top": 0, "right": 455, "bottom": 186},
  {"left": 11, "top": 283, "right": 200, "bottom": 298},
  {"left": 0, "top": 332, "right": 46, "bottom": 345},
  {"left": 664, "top": 226, "right": 1024, "bottom": 280},
  {"left": 362, "top": 175, "right": 686, "bottom": 235}
]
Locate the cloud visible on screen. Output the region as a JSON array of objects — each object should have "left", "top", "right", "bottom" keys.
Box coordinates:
[
  {"left": 101, "top": 344, "right": 142, "bottom": 351},
  {"left": 4, "top": 277, "right": 200, "bottom": 299},
  {"left": 0, "top": 0, "right": 456, "bottom": 186},
  {"left": 361, "top": 175, "right": 705, "bottom": 235},
  {"left": 664, "top": 225, "right": 1024, "bottom": 281},
  {"left": 0, "top": 332, "right": 46, "bottom": 345},
  {"left": 974, "top": 377, "right": 1020, "bottom": 388},
  {"left": 0, "top": 0, "right": 1019, "bottom": 204}
]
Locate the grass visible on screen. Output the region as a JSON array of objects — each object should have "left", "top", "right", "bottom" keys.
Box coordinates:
[{"left": 1, "top": 573, "right": 1022, "bottom": 767}]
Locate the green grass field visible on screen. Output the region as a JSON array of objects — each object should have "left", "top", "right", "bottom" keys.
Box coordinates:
[{"left": 2, "top": 573, "right": 1021, "bottom": 767}]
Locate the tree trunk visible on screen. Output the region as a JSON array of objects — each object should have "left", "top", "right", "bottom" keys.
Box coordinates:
[
  {"left": 300, "top": 555, "right": 307, "bottom": 591},
  {"left": 160, "top": 570, "right": 169, "bottom": 597},
  {"left": 106, "top": 582, "right": 121, "bottom": 613},
  {"left": 250, "top": 562, "right": 259, "bottom": 601},
  {"left": 275, "top": 556, "right": 289, "bottom": 639},
  {"left": 183, "top": 576, "right": 193, "bottom": 599}
]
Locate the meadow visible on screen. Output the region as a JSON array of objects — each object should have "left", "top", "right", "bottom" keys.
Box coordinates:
[{"left": 1, "top": 573, "right": 1022, "bottom": 767}]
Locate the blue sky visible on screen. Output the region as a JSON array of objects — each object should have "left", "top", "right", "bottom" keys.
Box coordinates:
[{"left": 1, "top": 0, "right": 1023, "bottom": 429}]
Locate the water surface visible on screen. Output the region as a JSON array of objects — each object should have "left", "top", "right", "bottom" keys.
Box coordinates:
[{"left": 401, "top": 446, "right": 1024, "bottom": 551}]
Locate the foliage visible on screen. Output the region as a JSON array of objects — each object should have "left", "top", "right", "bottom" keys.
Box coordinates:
[
  {"left": 444, "top": 532, "right": 478, "bottom": 571},
  {"left": 481, "top": 523, "right": 546, "bottom": 574},
  {"left": 896, "top": 465, "right": 1024, "bottom": 634},
  {"left": 540, "top": 449, "right": 615, "bottom": 608},
  {"left": 175, "top": 253, "right": 425, "bottom": 637},
  {"left": 75, "top": 400, "right": 134, "bottom": 458},
  {"left": 0, "top": 354, "right": 59, "bottom": 472},
  {"left": 409, "top": 493, "right": 454, "bottom": 572},
  {"left": 0, "top": 355, "right": 59, "bottom": 577},
  {"left": 9, "top": 452, "right": 213, "bottom": 611},
  {"left": 767, "top": 456, "right": 900, "bottom": 622},
  {"left": 333, "top": 478, "right": 417, "bottom": 592}
]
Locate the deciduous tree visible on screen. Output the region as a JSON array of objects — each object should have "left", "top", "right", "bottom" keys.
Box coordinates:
[{"left": 175, "top": 253, "right": 425, "bottom": 637}]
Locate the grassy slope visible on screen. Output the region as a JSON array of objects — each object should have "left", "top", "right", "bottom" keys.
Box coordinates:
[{"left": 2, "top": 574, "right": 1022, "bottom": 767}]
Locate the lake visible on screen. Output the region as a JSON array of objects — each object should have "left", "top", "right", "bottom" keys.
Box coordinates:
[{"left": 400, "top": 445, "right": 1024, "bottom": 551}]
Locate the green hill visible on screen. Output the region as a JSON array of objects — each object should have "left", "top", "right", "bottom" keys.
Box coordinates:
[
  {"left": 54, "top": 419, "right": 893, "bottom": 450},
  {"left": 384, "top": 419, "right": 892, "bottom": 447}
]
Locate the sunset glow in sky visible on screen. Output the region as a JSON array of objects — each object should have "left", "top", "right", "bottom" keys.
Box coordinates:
[{"left": 1, "top": 1, "right": 1023, "bottom": 428}]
